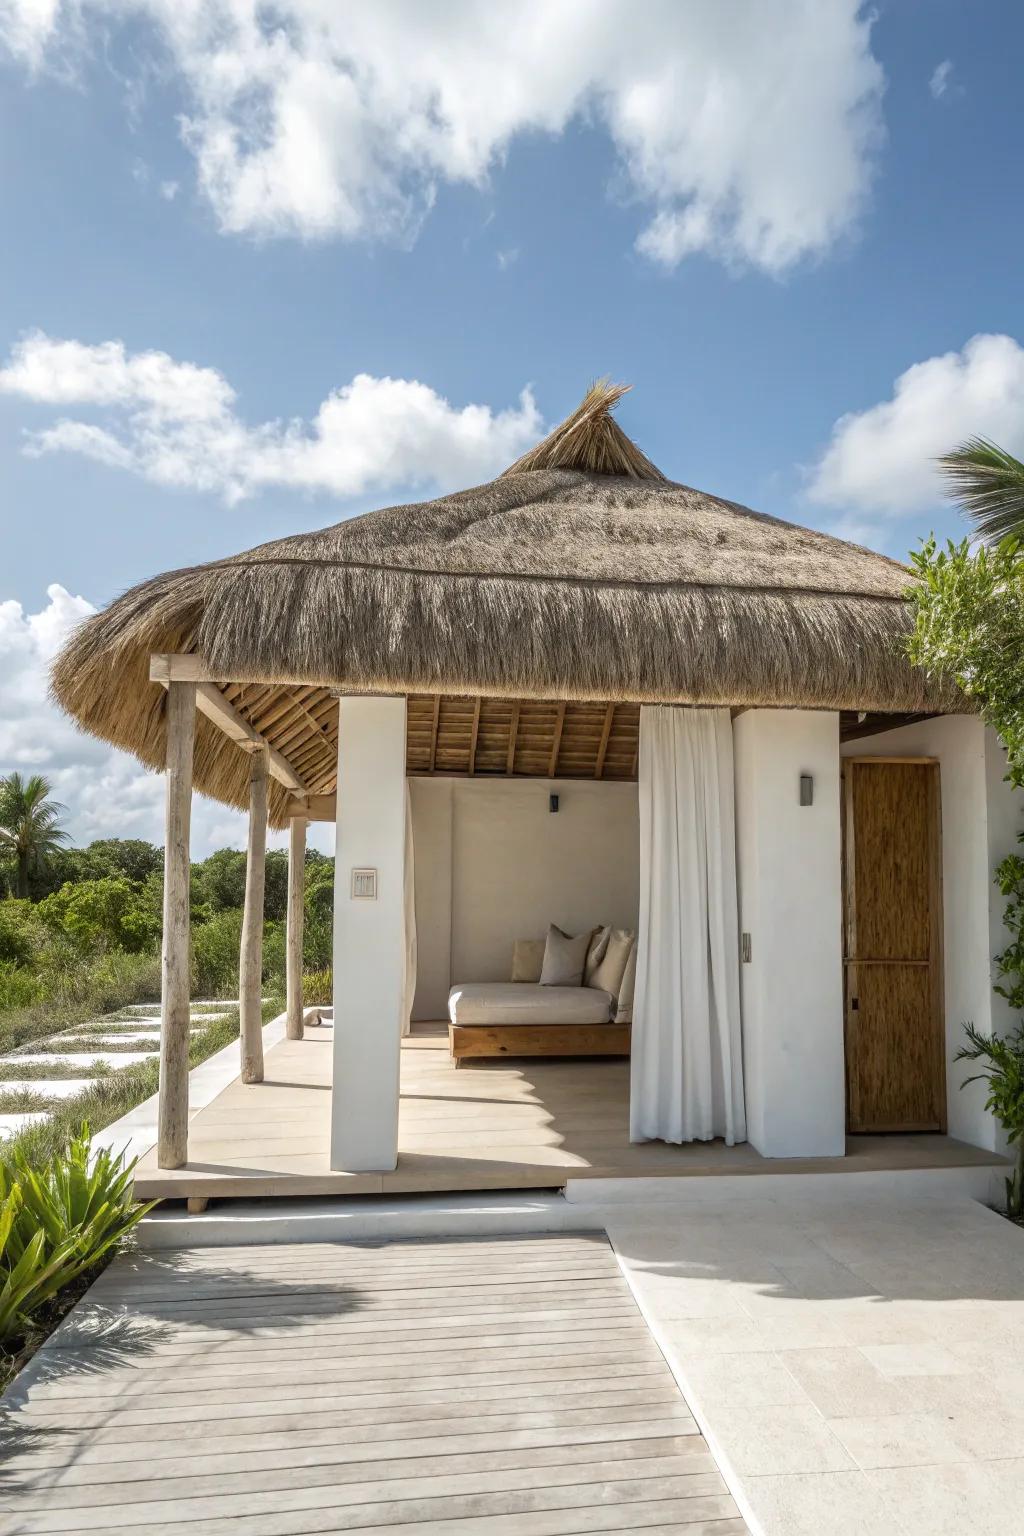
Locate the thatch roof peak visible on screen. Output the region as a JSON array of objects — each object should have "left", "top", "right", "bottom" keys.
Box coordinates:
[{"left": 503, "top": 380, "right": 666, "bottom": 481}]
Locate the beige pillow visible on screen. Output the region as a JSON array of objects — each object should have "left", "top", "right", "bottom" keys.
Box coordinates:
[
  {"left": 539, "top": 924, "right": 591, "bottom": 987},
  {"left": 510, "top": 938, "right": 545, "bottom": 983},
  {"left": 584, "top": 925, "right": 611, "bottom": 985},
  {"left": 615, "top": 942, "right": 637, "bottom": 1023},
  {"left": 589, "top": 928, "right": 635, "bottom": 1001}
]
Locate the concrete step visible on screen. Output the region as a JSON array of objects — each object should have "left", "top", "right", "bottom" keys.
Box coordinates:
[{"left": 137, "top": 1192, "right": 601, "bottom": 1249}]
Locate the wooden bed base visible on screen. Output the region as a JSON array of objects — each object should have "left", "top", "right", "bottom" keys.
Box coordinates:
[{"left": 448, "top": 1021, "right": 631, "bottom": 1064}]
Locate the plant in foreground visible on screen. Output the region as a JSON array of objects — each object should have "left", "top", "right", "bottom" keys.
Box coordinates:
[
  {"left": 0, "top": 1127, "right": 154, "bottom": 1341},
  {"left": 956, "top": 1021, "right": 1024, "bottom": 1220}
]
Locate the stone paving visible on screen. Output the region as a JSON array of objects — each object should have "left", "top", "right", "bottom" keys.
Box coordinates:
[{"left": 0, "top": 1002, "right": 233, "bottom": 1141}]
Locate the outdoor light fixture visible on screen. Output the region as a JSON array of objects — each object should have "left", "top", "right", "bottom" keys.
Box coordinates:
[
  {"left": 799, "top": 774, "right": 814, "bottom": 806},
  {"left": 549, "top": 793, "right": 560, "bottom": 813}
]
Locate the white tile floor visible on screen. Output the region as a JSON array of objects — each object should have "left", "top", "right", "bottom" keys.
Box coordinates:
[{"left": 605, "top": 1191, "right": 1024, "bottom": 1536}]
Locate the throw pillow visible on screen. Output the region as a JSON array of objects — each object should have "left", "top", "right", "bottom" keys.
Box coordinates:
[
  {"left": 584, "top": 925, "right": 611, "bottom": 985},
  {"left": 589, "top": 928, "right": 635, "bottom": 1001},
  {"left": 614, "top": 942, "right": 637, "bottom": 1023},
  {"left": 510, "top": 938, "right": 545, "bottom": 983},
  {"left": 539, "top": 924, "right": 591, "bottom": 987}
]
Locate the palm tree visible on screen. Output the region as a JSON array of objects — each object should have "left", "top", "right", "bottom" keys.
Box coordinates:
[
  {"left": 940, "top": 438, "right": 1024, "bottom": 542},
  {"left": 0, "top": 773, "right": 70, "bottom": 899}
]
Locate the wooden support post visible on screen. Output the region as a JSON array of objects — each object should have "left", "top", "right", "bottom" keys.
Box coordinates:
[
  {"left": 239, "top": 748, "right": 268, "bottom": 1084},
  {"left": 158, "top": 681, "right": 196, "bottom": 1170},
  {"left": 186, "top": 1197, "right": 210, "bottom": 1215},
  {"left": 286, "top": 814, "right": 307, "bottom": 1040}
]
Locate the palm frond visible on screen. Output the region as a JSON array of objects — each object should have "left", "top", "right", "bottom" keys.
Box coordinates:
[{"left": 939, "top": 437, "right": 1024, "bottom": 543}]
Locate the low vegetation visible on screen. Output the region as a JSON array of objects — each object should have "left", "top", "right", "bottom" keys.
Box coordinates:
[
  {"left": 0, "top": 1128, "right": 155, "bottom": 1389},
  {"left": 912, "top": 440, "right": 1024, "bottom": 1220}
]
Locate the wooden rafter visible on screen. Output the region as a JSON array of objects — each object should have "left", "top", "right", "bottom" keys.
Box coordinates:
[
  {"left": 594, "top": 704, "right": 615, "bottom": 779},
  {"left": 468, "top": 696, "right": 482, "bottom": 775},
  {"left": 506, "top": 701, "right": 521, "bottom": 775},
  {"left": 548, "top": 701, "right": 567, "bottom": 778},
  {"left": 428, "top": 695, "right": 441, "bottom": 774}
]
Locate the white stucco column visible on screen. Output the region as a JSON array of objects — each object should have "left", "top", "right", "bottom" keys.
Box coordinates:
[
  {"left": 734, "top": 709, "right": 845, "bottom": 1158},
  {"left": 330, "top": 695, "right": 408, "bottom": 1172}
]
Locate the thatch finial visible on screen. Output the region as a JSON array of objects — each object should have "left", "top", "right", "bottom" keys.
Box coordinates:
[{"left": 502, "top": 378, "right": 667, "bottom": 481}]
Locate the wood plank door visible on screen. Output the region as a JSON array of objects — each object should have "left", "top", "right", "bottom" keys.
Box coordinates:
[{"left": 842, "top": 758, "right": 946, "bottom": 1133}]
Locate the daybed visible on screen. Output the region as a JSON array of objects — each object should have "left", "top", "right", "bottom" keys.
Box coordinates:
[{"left": 447, "top": 924, "right": 635, "bottom": 1064}]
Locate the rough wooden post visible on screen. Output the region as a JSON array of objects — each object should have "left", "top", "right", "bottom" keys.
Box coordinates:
[
  {"left": 286, "top": 814, "right": 307, "bottom": 1040},
  {"left": 239, "top": 748, "right": 268, "bottom": 1084},
  {"left": 158, "top": 680, "right": 196, "bottom": 1169}
]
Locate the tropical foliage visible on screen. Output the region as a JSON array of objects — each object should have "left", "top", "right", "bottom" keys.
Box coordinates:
[
  {"left": 938, "top": 438, "right": 1024, "bottom": 544},
  {"left": 957, "top": 1019, "right": 1024, "bottom": 1220},
  {"left": 907, "top": 534, "right": 1024, "bottom": 788},
  {"left": 0, "top": 775, "right": 69, "bottom": 900},
  {"left": 0, "top": 1128, "right": 153, "bottom": 1344}
]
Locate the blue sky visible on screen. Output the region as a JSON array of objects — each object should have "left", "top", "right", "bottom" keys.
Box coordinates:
[{"left": 1, "top": 0, "right": 1022, "bottom": 851}]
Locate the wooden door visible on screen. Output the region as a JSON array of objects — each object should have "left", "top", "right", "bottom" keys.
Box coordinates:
[{"left": 842, "top": 758, "right": 945, "bottom": 1133}]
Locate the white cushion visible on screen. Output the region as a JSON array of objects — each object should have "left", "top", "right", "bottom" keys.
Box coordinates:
[{"left": 449, "top": 983, "right": 614, "bottom": 1027}]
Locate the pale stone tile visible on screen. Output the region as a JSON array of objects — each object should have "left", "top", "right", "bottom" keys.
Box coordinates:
[
  {"left": 859, "top": 1342, "right": 972, "bottom": 1378},
  {"left": 778, "top": 1346, "right": 917, "bottom": 1419},
  {"left": 830, "top": 1411, "right": 974, "bottom": 1469},
  {"left": 709, "top": 1403, "right": 855, "bottom": 1475},
  {"left": 680, "top": 1351, "right": 808, "bottom": 1410},
  {"left": 744, "top": 1468, "right": 899, "bottom": 1536},
  {"left": 869, "top": 1457, "right": 1024, "bottom": 1536}
]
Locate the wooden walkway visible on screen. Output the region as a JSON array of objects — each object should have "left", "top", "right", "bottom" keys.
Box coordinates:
[
  {"left": 0, "top": 1233, "right": 747, "bottom": 1534},
  {"left": 129, "top": 1024, "right": 1005, "bottom": 1200}
]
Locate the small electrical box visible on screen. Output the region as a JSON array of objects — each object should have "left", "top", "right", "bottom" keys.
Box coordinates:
[
  {"left": 799, "top": 774, "right": 814, "bottom": 806},
  {"left": 350, "top": 868, "right": 378, "bottom": 900}
]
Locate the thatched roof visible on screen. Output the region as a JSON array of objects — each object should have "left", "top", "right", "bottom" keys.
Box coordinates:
[{"left": 52, "top": 381, "right": 961, "bottom": 825}]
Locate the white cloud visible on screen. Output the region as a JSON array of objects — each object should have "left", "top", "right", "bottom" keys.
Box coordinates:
[
  {"left": 929, "top": 60, "right": 954, "bottom": 99},
  {"left": 0, "top": 584, "right": 334, "bottom": 856},
  {"left": 159, "top": 179, "right": 179, "bottom": 201},
  {"left": 806, "top": 334, "right": 1024, "bottom": 517},
  {"left": 0, "top": 0, "right": 885, "bottom": 273},
  {"left": 0, "top": 331, "right": 542, "bottom": 504}
]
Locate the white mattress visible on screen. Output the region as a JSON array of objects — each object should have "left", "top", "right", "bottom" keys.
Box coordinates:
[{"left": 448, "top": 982, "right": 614, "bottom": 1027}]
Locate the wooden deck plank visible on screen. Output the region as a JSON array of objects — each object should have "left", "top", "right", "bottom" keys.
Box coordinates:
[{"left": 1, "top": 1235, "right": 746, "bottom": 1534}]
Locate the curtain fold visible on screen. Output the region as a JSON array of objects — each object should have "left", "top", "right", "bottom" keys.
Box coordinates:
[
  {"left": 629, "top": 707, "right": 746, "bottom": 1145},
  {"left": 401, "top": 782, "right": 417, "bottom": 1037}
]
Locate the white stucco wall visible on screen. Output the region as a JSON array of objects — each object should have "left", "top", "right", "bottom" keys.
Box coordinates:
[
  {"left": 409, "top": 777, "right": 640, "bottom": 1018},
  {"left": 734, "top": 710, "right": 846, "bottom": 1158},
  {"left": 841, "top": 716, "right": 1022, "bottom": 1151},
  {"left": 330, "top": 696, "right": 408, "bottom": 1172}
]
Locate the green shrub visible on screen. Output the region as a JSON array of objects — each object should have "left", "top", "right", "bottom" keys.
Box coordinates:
[
  {"left": 0, "top": 1128, "right": 153, "bottom": 1342},
  {"left": 0, "top": 962, "right": 44, "bottom": 1013},
  {"left": 303, "top": 968, "right": 332, "bottom": 1005},
  {"left": 191, "top": 907, "right": 243, "bottom": 996},
  {"left": 37, "top": 876, "right": 159, "bottom": 955},
  {"left": 0, "top": 901, "right": 45, "bottom": 967}
]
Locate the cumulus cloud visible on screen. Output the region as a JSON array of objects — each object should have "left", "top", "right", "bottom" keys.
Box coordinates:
[
  {"left": 929, "top": 60, "right": 954, "bottom": 100},
  {"left": 0, "top": 584, "right": 333, "bottom": 855},
  {"left": 0, "top": 0, "right": 885, "bottom": 273},
  {"left": 0, "top": 331, "right": 542, "bottom": 504},
  {"left": 806, "top": 334, "right": 1024, "bottom": 518}
]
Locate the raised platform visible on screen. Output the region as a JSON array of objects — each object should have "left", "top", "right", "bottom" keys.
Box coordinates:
[{"left": 128, "top": 1022, "right": 1006, "bottom": 1203}]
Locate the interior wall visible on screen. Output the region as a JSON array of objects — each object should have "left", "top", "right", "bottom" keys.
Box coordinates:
[
  {"left": 409, "top": 777, "right": 640, "bottom": 1018},
  {"left": 840, "top": 716, "right": 1022, "bottom": 1151}
]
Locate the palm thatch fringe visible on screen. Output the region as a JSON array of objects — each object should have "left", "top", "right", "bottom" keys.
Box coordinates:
[{"left": 50, "top": 387, "right": 965, "bottom": 827}]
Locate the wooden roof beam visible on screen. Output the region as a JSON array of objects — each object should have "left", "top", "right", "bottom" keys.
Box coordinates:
[
  {"left": 548, "top": 701, "right": 566, "bottom": 778},
  {"left": 150, "top": 656, "right": 310, "bottom": 794}
]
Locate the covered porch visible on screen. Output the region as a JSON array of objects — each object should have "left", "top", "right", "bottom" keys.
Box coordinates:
[{"left": 129, "top": 1022, "right": 1004, "bottom": 1202}]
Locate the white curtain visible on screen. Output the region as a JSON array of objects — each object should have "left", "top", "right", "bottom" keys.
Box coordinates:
[
  {"left": 401, "top": 783, "right": 417, "bottom": 1037},
  {"left": 630, "top": 707, "right": 746, "bottom": 1145}
]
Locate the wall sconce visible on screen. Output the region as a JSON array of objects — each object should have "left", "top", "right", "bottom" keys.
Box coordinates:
[
  {"left": 549, "top": 793, "right": 560, "bottom": 813},
  {"left": 799, "top": 774, "right": 814, "bottom": 806}
]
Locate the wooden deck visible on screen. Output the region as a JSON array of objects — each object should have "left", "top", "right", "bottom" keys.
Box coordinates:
[
  {"left": 130, "top": 1023, "right": 1005, "bottom": 1202},
  {"left": 0, "top": 1233, "right": 747, "bottom": 1534}
]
